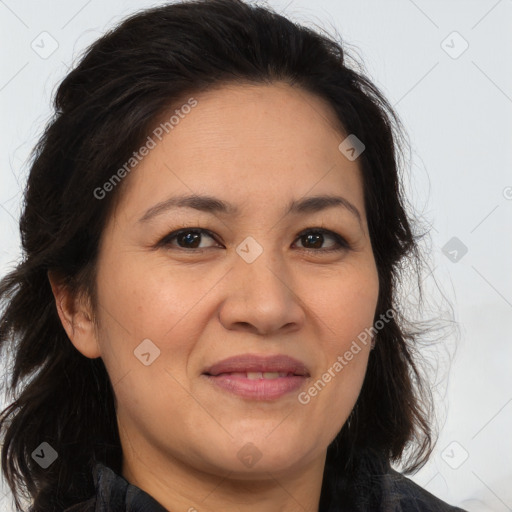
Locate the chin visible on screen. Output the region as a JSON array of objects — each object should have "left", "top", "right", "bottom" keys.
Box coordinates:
[{"left": 198, "top": 434, "right": 316, "bottom": 476}]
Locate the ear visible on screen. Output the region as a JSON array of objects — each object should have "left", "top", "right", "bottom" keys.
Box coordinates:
[{"left": 47, "top": 270, "right": 101, "bottom": 359}]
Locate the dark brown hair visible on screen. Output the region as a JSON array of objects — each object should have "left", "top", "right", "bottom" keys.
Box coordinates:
[{"left": 0, "top": 0, "right": 436, "bottom": 510}]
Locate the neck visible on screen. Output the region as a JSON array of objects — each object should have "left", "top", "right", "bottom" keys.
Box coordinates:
[{"left": 121, "top": 439, "right": 326, "bottom": 512}]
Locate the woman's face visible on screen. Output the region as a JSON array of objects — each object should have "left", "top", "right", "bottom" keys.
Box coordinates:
[{"left": 76, "top": 83, "right": 379, "bottom": 481}]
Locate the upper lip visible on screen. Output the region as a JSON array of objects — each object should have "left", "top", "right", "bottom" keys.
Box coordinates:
[{"left": 203, "top": 354, "right": 310, "bottom": 377}]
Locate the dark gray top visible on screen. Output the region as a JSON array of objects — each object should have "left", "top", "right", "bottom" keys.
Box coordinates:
[{"left": 62, "top": 459, "right": 467, "bottom": 512}]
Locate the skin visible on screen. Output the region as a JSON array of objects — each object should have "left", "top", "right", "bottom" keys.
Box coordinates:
[{"left": 50, "top": 82, "right": 380, "bottom": 512}]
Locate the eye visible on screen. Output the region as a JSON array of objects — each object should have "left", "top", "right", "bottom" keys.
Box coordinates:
[
  {"left": 158, "top": 227, "right": 350, "bottom": 253},
  {"left": 293, "top": 228, "right": 350, "bottom": 253},
  {"left": 158, "top": 228, "right": 220, "bottom": 250}
]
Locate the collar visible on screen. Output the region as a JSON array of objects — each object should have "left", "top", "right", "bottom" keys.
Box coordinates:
[
  {"left": 67, "top": 454, "right": 463, "bottom": 512},
  {"left": 90, "top": 462, "right": 168, "bottom": 511}
]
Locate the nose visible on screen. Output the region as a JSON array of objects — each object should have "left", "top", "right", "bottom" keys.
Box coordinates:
[{"left": 218, "top": 248, "right": 305, "bottom": 337}]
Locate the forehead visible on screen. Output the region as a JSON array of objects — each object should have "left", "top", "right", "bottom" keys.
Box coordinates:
[{"left": 112, "top": 82, "right": 365, "bottom": 222}]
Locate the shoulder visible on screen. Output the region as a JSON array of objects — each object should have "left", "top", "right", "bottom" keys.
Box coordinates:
[{"left": 383, "top": 468, "right": 467, "bottom": 512}]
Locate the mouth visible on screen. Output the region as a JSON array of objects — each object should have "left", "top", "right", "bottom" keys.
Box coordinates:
[
  {"left": 202, "top": 354, "right": 310, "bottom": 400},
  {"left": 203, "top": 353, "right": 310, "bottom": 377},
  {"left": 207, "top": 371, "right": 299, "bottom": 379}
]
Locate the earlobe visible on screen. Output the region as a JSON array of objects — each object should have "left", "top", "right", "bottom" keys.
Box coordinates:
[{"left": 47, "top": 270, "right": 101, "bottom": 359}]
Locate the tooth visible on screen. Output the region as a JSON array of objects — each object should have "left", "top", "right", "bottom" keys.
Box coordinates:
[
  {"left": 263, "top": 372, "right": 280, "bottom": 379},
  {"left": 247, "top": 372, "right": 263, "bottom": 380}
]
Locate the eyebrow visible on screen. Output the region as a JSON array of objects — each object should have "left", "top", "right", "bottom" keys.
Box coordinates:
[{"left": 138, "top": 193, "right": 362, "bottom": 225}]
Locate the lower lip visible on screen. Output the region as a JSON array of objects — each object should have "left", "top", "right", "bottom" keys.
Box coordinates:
[{"left": 203, "top": 374, "right": 307, "bottom": 400}]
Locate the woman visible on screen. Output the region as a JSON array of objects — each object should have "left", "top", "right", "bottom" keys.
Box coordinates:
[{"left": 0, "top": 0, "right": 467, "bottom": 510}]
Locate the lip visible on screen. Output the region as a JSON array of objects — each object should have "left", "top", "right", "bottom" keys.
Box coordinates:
[
  {"left": 202, "top": 354, "right": 310, "bottom": 401},
  {"left": 203, "top": 354, "right": 310, "bottom": 377}
]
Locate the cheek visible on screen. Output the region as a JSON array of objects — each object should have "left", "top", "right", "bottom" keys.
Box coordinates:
[
  {"left": 303, "top": 263, "right": 378, "bottom": 414},
  {"left": 96, "top": 249, "right": 206, "bottom": 335},
  {"left": 93, "top": 249, "right": 238, "bottom": 404},
  {"left": 92, "top": 256, "right": 201, "bottom": 436},
  {"left": 314, "top": 261, "right": 379, "bottom": 341}
]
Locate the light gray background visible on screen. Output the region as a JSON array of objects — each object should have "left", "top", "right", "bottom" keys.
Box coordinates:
[{"left": 1, "top": 1, "right": 511, "bottom": 511}]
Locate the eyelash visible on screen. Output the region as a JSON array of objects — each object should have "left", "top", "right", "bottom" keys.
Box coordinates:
[{"left": 157, "top": 227, "right": 351, "bottom": 254}]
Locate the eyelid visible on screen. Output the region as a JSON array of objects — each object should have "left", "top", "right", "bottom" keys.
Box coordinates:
[{"left": 157, "top": 227, "right": 351, "bottom": 252}]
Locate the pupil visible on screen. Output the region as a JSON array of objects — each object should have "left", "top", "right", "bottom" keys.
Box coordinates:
[
  {"left": 305, "top": 233, "right": 322, "bottom": 248},
  {"left": 180, "top": 231, "right": 200, "bottom": 248}
]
